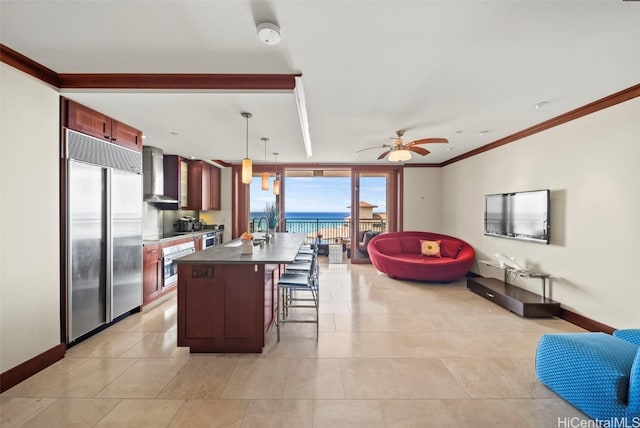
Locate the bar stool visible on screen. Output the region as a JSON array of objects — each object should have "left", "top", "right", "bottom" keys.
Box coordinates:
[
  {"left": 277, "top": 256, "right": 319, "bottom": 341},
  {"left": 285, "top": 260, "right": 312, "bottom": 274},
  {"left": 294, "top": 252, "right": 314, "bottom": 262}
]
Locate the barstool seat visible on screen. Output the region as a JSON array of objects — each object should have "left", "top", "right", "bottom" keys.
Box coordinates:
[
  {"left": 294, "top": 253, "right": 314, "bottom": 262},
  {"left": 286, "top": 260, "right": 312, "bottom": 273},
  {"left": 277, "top": 256, "right": 319, "bottom": 342}
]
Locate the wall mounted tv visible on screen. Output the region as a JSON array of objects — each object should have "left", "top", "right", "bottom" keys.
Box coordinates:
[{"left": 484, "top": 189, "right": 550, "bottom": 244}]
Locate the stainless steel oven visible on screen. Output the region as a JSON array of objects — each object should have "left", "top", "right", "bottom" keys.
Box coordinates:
[
  {"left": 162, "top": 241, "right": 195, "bottom": 287},
  {"left": 202, "top": 232, "right": 217, "bottom": 250}
]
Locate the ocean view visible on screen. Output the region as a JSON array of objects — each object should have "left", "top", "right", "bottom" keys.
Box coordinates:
[
  {"left": 250, "top": 212, "right": 351, "bottom": 237},
  {"left": 249, "top": 211, "right": 386, "bottom": 240},
  {"left": 250, "top": 211, "right": 350, "bottom": 220}
]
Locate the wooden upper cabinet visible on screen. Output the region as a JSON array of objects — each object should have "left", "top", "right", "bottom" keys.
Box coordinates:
[
  {"left": 164, "top": 155, "right": 189, "bottom": 209},
  {"left": 188, "top": 161, "right": 221, "bottom": 211},
  {"left": 209, "top": 164, "right": 221, "bottom": 211},
  {"left": 63, "top": 98, "right": 142, "bottom": 152},
  {"left": 65, "top": 99, "right": 111, "bottom": 141},
  {"left": 111, "top": 120, "right": 143, "bottom": 152}
]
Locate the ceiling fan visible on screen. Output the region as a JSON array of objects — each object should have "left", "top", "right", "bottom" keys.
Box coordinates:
[{"left": 357, "top": 130, "right": 448, "bottom": 161}]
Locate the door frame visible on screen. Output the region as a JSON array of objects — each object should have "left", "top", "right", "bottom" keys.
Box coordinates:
[
  {"left": 350, "top": 166, "right": 403, "bottom": 264},
  {"left": 232, "top": 164, "right": 403, "bottom": 258}
]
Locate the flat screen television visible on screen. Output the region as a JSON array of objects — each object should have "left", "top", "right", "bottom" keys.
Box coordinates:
[{"left": 484, "top": 189, "right": 550, "bottom": 244}]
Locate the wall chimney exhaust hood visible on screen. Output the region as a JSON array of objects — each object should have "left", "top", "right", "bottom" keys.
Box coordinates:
[{"left": 143, "top": 146, "right": 179, "bottom": 209}]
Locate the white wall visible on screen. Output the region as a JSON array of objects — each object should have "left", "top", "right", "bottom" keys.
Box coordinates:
[
  {"left": 0, "top": 64, "right": 61, "bottom": 372},
  {"left": 403, "top": 167, "right": 442, "bottom": 231},
  {"left": 440, "top": 97, "right": 640, "bottom": 328}
]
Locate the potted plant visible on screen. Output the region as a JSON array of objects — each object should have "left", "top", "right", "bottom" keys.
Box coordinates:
[{"left": 264, "top": 201, "right": 281, "bottom": 237}]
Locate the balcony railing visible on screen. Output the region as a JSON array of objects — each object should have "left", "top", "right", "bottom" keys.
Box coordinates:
[{"left": 250, "top": 217, "right": 386, "bottom": 243}]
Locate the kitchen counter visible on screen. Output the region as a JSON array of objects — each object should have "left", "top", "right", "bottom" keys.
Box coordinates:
[
  {"left": 175, "top": 232, "right": 306, "bottom": 353},
  {"left": 143, "top": 229, "right": 222, "bottom": 245},
  {"left": 175, "top": 232, "right": 305, "bottom": 264}
]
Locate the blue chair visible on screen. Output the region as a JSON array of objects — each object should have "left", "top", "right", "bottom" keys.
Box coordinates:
[{"left": 535, "top": 329, "right": 640, "bottom": 421}]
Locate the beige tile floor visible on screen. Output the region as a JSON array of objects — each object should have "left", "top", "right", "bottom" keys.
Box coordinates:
[{"left": 1, "top": 260, "right": 590, "bottom": 427}]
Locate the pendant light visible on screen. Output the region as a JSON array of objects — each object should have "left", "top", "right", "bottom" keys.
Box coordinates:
[
  {"left": 272, "top": 152, "right": 280, "bottom": 195},
  {"left": 260, "top": 137, "right": 269, "bottom": 191},
  {"left": 241, "top": 112, "right": 253, "bottom": 184}
]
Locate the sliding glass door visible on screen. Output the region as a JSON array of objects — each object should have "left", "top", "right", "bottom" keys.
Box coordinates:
[
  {"left": 235, "top": 164, "right": 402, "bottom": 263},
  {"left": 351, "top": 168, "right": 401, "bottom": 263}
]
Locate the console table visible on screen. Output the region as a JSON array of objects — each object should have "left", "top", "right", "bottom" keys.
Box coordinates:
[
  {"left": 469, "top": 261, "right": 560, "bottom": 317},
  {"left": 478, "top": 260, "right": 553, "bottom": 299},
  {"left": 467, "top": 277, "right": 561, "bottom": 318}
]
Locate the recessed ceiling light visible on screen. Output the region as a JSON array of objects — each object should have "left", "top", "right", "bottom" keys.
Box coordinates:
[
  {"left": 445, "top": 147, "right": 454, "bottom": 151},
  {"left": 455, "top": 130, "right": 463, "bottom": 134},
  {"left": 478, "top": 130, "right": 490, "bottom": 136},
  {"left": 535, "top": 101, "right": 550, "bottom": 109},
  {"left": 257, "top": 21, "right": 281, "bottom": 45},
  {"left": 170, "top": 132, "right": 179, "bottom": 136}
]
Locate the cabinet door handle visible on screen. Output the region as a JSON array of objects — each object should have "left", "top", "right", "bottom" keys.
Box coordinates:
[{"left": 486, "top": 292, "right": 495, "bottom": 298}]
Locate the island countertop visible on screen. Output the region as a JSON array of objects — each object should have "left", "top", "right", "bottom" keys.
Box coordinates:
[{"left": 174, "top": 232, "right": 306, "bottom": 265}]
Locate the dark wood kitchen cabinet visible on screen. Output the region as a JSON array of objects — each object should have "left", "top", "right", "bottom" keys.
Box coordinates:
[
  {"left": 143, "top": 244, "right": 162, "bottom": 305},
  {"left": 62, "top": 98, "right": 142, "bottom": 152},
  {"left": 187, "top": 161, "right": 221, "bottom": 211},
  {"left": 209, "top": 164, "right": 221, "bottom": 210},
  {"left": 177, "top": 263, "right": 279, "bottom": 352},
  {"left": 163, "top": 155, "right": 189, "bottom": 209},
  {"left": 193, "top": 235, "right": 203, "bottom": 252}
]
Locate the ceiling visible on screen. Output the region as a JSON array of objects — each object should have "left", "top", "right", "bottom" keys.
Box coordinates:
[{"left": 1, "top": 1, "right": 639, "bottom": 165}]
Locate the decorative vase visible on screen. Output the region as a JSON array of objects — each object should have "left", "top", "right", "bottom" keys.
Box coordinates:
[
  {"left": 267, "top": 228, "right": 275, "bottom": 241},
  {"left": 241, "top": 239, "right": 253, "bottom": 254}
]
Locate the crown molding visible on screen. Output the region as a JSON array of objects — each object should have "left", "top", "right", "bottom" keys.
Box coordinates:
[
  {"left": 440, "top": 83, "right": 640, "bottom": 167},
  {"left": 57, "top": 73, "right": 299, "bottom": 90},
  {"left": 1, "top": 44, "right": 298, "bottom": 91},
  {"left": 0, "top": 44, "right": 60, "bottom": 87},
  {"left": 3, "top": 44, "right": 638, "bottom": 167}
]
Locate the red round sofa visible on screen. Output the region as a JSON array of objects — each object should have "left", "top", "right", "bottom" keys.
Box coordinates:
[{"left": 367, "top": 231, "right": 476, "bottom": 282}]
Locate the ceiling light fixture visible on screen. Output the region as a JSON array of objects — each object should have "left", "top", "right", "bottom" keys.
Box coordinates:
[
  {"left": 294, "top": 76, "right": 312, "bottom": 158},
  {"left": 272, "top": 152, "right": 280, "bottom": 195},
  {"left": 241, "top": 112, "right": 253, "bottom": 184},
  {"left": 535, "top": 101, "right": 550, "bottom": 109},
  {"left": 257, "top": 21, "right": 281, "bottom": 45},
  {"left": 261, "top": 137, "right": 269, "bottom": 191},
  {"left": 388, "top": 149, "right": 412, "bottom": 162}
]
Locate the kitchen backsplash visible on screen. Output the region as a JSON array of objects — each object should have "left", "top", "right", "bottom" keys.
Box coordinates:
[{"left": 143, "top": 201, "right": 230, "bottom": 240}]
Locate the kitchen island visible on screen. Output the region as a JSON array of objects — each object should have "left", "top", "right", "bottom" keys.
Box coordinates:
[{"left": 175, "top": 233, "right": 306, "bottom": 353}]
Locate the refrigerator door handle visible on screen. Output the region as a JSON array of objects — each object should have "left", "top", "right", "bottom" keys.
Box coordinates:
[{"left": 105, "top": 168, "right": 113, "bottom": 323}]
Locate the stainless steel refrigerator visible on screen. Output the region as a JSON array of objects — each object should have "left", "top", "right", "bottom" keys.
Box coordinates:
[{"left": 65, "top": 129, "right": 143, "bottom": 343}]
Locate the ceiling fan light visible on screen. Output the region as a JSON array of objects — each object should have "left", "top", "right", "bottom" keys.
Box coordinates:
[
  {"left": 242, "top": 158, "right": 253, "bottom": 183},
  {"left": 261, "top": 172, "right": 269, "bottom": 190},
  {"left": 388, "top": 149, "right": 412, "bottom": 162}
]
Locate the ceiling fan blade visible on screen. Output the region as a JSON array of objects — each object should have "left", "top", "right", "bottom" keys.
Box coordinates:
[
  {"left": 356, "top": 144, "right": 391, "bottom": 153},
  {"left": 407, "top": 137, "right": 448, "bottom": 146},
  {"left": 408, "top": 146, "right": 430, "bottom": 156},
  {"left": 377, "top": 150, "right": 392, "bottom": 160}
]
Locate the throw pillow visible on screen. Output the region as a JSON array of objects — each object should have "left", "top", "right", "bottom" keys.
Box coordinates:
[
  {"left": 420, "top": 239, "right": 441, "bottom": 257},
  {"left": 440, "top": 239, "right": 463, "bottom": 259}
]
